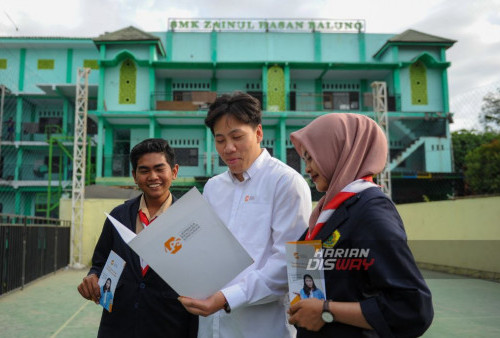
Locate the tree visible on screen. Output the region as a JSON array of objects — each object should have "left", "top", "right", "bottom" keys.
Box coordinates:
[
  {"left": 480, "top": 87, "right": 500, "bottom": 131},
  {"left": 464, "top": 137, "right": 500, "bottom": 194},
  {"left": 451, "top": 130, "right": 497, "bottom": 173}
]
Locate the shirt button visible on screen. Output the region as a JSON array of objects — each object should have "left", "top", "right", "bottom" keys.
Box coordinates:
[{"left": 139, "top": 282, "right": 145, "bottom": 289}]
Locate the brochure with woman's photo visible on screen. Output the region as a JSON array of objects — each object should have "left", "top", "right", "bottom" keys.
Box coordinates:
[
  {"left": 285, "top": 240, "right": 326, "bottom": 305},
  {"left": 98, "top": 250, "right": 126, "bottom": 312}
]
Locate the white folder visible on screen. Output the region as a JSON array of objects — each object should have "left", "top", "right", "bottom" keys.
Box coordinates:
[{"left": 105, "top": 187, "right": 253, "bottom": 299}]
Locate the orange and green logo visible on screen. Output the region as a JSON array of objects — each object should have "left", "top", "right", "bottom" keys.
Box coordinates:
[
  {"left": 323, "top": 230, "right": 341, "bottom": 248},
  {"left": 164, "top": 237, "right": 182, "bottom": 254}
]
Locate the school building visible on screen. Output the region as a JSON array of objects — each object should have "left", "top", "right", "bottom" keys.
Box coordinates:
[{"left": 0, "top": 18, "right": 457, "bottom": 217}]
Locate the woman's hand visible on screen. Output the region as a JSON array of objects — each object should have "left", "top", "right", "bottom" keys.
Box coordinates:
[{"left": 288, "top": 297, "right": 325, "bottom": 331}]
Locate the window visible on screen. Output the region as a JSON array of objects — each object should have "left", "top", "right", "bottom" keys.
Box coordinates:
[
  {"left": 173, "top": 148, "right": 199, "bottom": 167},
  {"left": 287, "top": 148, "right": 301, "bottom": 173},
  {"left": 39, "top": 117, "right": 62, "bottom": 134},
  {"left": 410, "top": 61, "right": 428, "bottom": 105},
  {"left": 119, "top": 59, "right": 136, "bottom": 104},
  {"left": 173, "top": 91, "right": 192, "bottom": 101},
  {"left": 38, "top": 59, "right": 55, "bottom": 70},
  {"left": 83, "top": 59, "right": 99, "bottom": 70},
  {"left": 247, "top": 91, "right": 263, "bottom": 110},
  {"left": 323, "top": 92, "right": 359, "bottom": 110},
  {"left": 112, "top": 129, "right": 130, "bottom": 176},
  {"left": 43, "top": 156, "right": 60, "bottom": 173}
]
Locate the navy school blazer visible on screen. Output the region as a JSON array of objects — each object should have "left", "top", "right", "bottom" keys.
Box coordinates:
[
  {"left": 89, "top": 194, "right": 198, "bottom": 338},
  {"left": 296, "top": 187, "right": 434, "bottom": 338}
]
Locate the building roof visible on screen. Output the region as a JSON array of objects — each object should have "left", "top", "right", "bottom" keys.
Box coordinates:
[
  {"left": 374, "top": 29, "right": 456, "bottom": 59},
  {"left": 389, "top": 29, "right": 457, "bottom": 44},
  {"left": 94, "top": 25, "right": 161, "bottom": 42},
  {"left": 93, "top": 26, "right": 166, "bottom": 56}
]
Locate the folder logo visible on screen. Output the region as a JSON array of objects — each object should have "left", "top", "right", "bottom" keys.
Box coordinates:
[{"left": 165, "top": 237, "right": 183, "bottom": 254}]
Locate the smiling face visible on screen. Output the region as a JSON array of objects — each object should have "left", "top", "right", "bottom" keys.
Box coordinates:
[
  {"left": 214, "top": 114, "right": 263, "bottom": 181},
  {"left": 303, "top": 150, "right": 329, "bottom": 192},
  {"left": 132, "top": 152, "right": 178, "bottom": 206}
]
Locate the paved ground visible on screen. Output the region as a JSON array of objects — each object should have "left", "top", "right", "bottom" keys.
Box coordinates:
[{"left": 1, "top": 268, "right": 499, "bottom": 337}]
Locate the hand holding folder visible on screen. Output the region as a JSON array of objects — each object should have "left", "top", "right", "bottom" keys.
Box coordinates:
[{"left": 106, "top": 187, "right": 253, "bottom": 299}]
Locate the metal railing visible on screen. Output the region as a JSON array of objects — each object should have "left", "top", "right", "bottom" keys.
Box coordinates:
[{"left": 0, "top": 213, "right": 71, "bottom": 295}]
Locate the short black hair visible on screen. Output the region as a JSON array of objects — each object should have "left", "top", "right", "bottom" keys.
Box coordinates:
[
  {"left": 205, "top": 91, "right": 262, "bottom": 134},
  {"left": 130, "top": 138, "right": 176, "bottom": 172}
]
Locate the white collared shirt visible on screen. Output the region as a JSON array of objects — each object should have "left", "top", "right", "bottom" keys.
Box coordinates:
[{"left": 200, "top": 149, "right": 311, "bottom": 338}]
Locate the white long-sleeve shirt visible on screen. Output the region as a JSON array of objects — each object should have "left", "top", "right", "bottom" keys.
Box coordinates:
[{"left": 200, "top": 149, "right": 311, "bottom": 338}]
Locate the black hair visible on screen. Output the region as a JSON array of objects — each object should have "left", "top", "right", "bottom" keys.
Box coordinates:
[
  {"left": 204, "top": 91, "right": 262, "bottom": 134},
  {"left": 302, "top": 274, "right": 318, "bottom": 297},
  {"left": 103, "top": 278, "right": 112, "bottom": 292},
  {"left": 130, "top": 138, "right": 176, "bottom": 171}
]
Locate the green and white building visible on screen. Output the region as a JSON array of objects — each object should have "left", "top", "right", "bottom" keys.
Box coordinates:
[{"left": 0, "top": 19, "right": 457, "bottom": 216}]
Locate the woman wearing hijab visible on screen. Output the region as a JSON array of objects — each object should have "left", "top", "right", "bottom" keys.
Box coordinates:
[{"left": 287, "top": 113, "right": 433, "bottom": 338}]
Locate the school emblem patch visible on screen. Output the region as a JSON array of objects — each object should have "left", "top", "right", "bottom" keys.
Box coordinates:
[{"left": 323, "top": 230, "right": 341, "bottom": 248}]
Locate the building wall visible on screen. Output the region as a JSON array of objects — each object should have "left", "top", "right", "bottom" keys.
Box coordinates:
[
  {"left": 399, "top": 65, "right": 443, "bottom": 112},
  {"left": 399, "top": 196, "right": 500, "bottom": 273},
  {"left": 171, "top": 33, "right": 212, "bottom": 61},
  {"left": 60, "top": 198, "right": 123, "bottom": 266},
  {"left": 106, "top": 45, "right": 150, "bottom": 60},
  {"left": 23, "top": 48, "right": 68, "bottom": 92},
  {"left": 0, "top": 48, "right": 21, "bottom": 90},
  {"left": 364, "top": 34, "right": 394, "bottom": 61},
  {"left": 60, "top": 195, "right": 500, "bottom": 273},
  {"left": 103, "top": 59, "right": 151, "bottom": 111},
  {"left": 1, "top": 28, "right": 457, "bottom": 215},
  {"left": 72, "top": 48, "right": 100, "bottom": 84},
  {"left": 398, "top": 46, "right": 441, "bottom": 62}
]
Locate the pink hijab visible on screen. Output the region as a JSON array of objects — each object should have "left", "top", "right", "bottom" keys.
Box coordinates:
[{"left": 290, "top": 113, "right": 388, "bottom": 231}]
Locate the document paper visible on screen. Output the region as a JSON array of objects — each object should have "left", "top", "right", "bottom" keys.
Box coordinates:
[{"left": 105, "top": 187, "right": 254, "bottom": 299}]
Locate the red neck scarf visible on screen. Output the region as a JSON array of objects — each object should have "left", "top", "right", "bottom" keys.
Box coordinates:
[
  {"left": 305, "top": 176, "right": 377, "bottom": 240},
  {"left": 138, "top": 210, "right": 157, "bottom": 276}
]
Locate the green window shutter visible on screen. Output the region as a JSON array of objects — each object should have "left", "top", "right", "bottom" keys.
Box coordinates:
[
  {"left": 38, "top": 59, "right": 55, "bottom": 70},
  {"left": 0, "top": 59, "right": 7, "bottom": 69},
  {"left": 83, "top": 59, "right": 99, "bottom": 70},
  {"left": 410, "top": 61, "right": 428, "bottom": 105},
  {"left": 119, "top": 59, "right": 137, "bottom": 104}
]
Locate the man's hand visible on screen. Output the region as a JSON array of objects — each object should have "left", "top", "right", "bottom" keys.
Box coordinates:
[
  {"left": 77, "top": 274, "right": 100, "bottom": 304},
  {"left": 178, "top": 291, "right": 227, "bottom": 317},
  {"left": 288, "top": 298, "right": 325, "bottom": 331}
]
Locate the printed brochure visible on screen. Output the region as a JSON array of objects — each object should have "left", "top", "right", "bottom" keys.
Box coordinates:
[
  {"left": 98, "top": 250, "right": 126, "bottom": 312},
  {"left": 285, "top": 240, "right": 326, "bottom": 305}
]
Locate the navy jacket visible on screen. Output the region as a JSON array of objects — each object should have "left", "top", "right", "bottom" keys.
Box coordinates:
[
  {"left": 297, "top": 187, "right": 433, "bottom": 338},
  {"left": 89, "top": 194, "right": 198, "bottom": 338}
]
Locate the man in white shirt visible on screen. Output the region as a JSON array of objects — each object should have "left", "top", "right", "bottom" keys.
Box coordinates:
[{"left": 179, "top": 91, "right": 312, "bottom": 338}]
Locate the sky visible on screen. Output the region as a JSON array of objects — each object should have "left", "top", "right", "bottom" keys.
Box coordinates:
[{"left": 1, "top": 0, "right": 500, "bottom": 130}]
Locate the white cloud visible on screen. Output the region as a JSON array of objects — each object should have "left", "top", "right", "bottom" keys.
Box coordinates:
[{"left": 2, "top": 0, "right": 500, "bottom": 130}]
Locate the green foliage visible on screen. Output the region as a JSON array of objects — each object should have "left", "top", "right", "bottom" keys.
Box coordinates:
[
  {"left": 480, "top": 87, "right": 500, "bottom": 131},
  {"left": 451, "top": 130, "right": 498, "bottom": 173},
  {"left": 464, "top": 137, "right": 500, "bottom": 194}
]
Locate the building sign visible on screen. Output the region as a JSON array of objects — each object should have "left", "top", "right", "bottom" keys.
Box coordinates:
[{"left": 168, "top": 19, "right": 365, "bottom": 33}]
